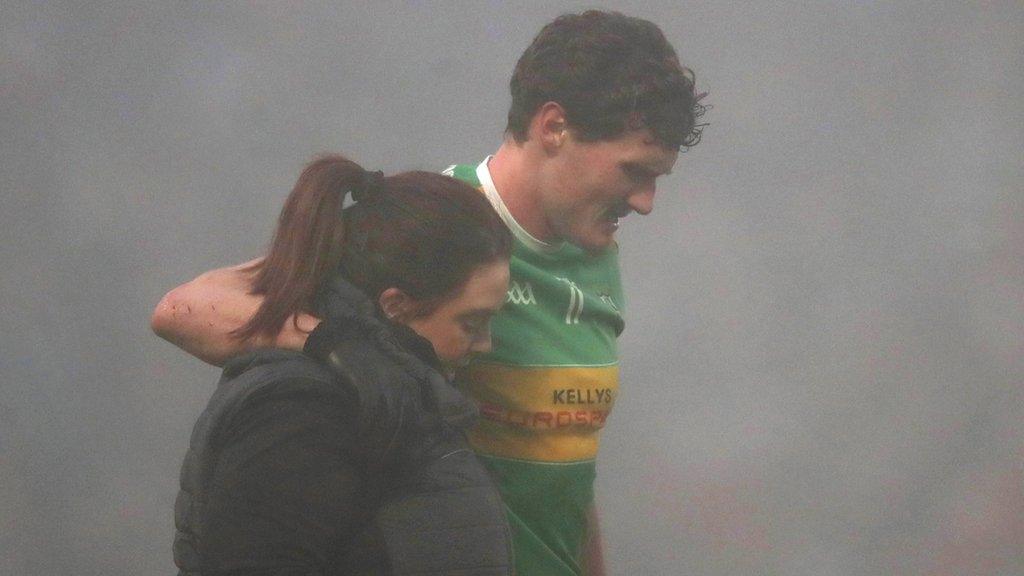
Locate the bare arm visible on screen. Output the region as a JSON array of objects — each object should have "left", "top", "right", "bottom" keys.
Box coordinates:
[{"left": 151, "top": 259, "right": 318, "bottom": 366}]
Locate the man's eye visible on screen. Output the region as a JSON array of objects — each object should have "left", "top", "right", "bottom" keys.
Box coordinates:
[{"left": 623, "top": 165, "right": 652, "bottom": 183}]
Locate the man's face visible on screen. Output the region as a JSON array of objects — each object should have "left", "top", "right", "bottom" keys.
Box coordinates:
[{"left": 539, "top": 127, "right": 678, "bottom": 251}]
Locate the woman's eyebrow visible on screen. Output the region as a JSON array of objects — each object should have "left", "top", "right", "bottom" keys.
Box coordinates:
[{"left": 460, "top": 308, "right": 498, "bottom": 321}]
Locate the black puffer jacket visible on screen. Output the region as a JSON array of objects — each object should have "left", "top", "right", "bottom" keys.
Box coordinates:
[{"left": 173, "top": 274, "right": 513, "bottom": 575}]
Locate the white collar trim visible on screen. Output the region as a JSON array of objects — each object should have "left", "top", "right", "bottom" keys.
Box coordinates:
[{"left": 476, "top": 156, "right": 562, "bottom": 254}]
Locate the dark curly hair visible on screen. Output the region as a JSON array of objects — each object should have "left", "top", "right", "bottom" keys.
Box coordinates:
[{"left": 506, "top": 10, "right": 705, "bottom": 150}]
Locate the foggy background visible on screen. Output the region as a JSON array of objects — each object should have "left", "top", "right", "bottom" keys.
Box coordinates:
[{"left": 2, "top": 2, "right": 1021, "bottom": 574}]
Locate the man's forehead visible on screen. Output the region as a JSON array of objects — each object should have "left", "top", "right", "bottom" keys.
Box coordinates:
[
  {"left": 628, "top": 151, "right": 677, "bottom": 175},
  {"left": 571, "top": 127, "right": 678, "bottom": 172},
  {"left": 625, "top": 134, "right": 679, "bottom": 174},
  {"left": 622, "top": 126, "right": 677, "bottom": 152}
]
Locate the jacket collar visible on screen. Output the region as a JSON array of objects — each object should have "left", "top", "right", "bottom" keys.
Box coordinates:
[{"left": 309, "top": 272, "right": 477, "bottom": 429}]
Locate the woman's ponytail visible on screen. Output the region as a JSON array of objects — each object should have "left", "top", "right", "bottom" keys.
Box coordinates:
[{"left": 234, "top": 154, "right": 364, "bottom": 342}]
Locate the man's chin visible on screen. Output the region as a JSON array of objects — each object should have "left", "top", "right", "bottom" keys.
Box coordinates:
[
  {"left": 574, "top": 230, "right": 617, "bottom": 253},
  {"left": 556, "top": 219, "right": 618, "bottom": 252}
]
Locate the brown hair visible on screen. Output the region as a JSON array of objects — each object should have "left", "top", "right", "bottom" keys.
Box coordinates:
[
  {"left": 506, "top": 10, "right": 705, "bottom": 150},
  {"left": 234, "top": 154, "right": 512, "bottom": 342}
]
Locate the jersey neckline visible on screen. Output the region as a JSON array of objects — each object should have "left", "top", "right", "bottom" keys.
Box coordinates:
[{"left": 476, "top": 156, "right": 565, "bottom": 255}]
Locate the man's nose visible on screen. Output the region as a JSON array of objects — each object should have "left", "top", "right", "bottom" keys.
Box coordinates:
[{"left": 627, "top": 185, "right": 656, "bottom": 215}]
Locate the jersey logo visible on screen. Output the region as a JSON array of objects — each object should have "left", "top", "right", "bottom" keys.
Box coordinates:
[
  {"left": 598, "top": 293, "right": 621, "bottom": 315},
  {"left": 506, "top": 281, "right": 536, "bottom": 305},
  {"left": 556, "top": 277, "right": 585, "bottom": 324},
  {"left": 441, "top": 165, "right": 456, "bottom": 177}
]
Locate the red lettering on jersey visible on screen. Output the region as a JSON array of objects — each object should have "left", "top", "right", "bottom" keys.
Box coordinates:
[
  {"left": 507, "top": 410, "right": 529, "bottom": 427},
  {"left": 480, "top": 403, "right": 503, "bottom": 421},
  {"left": 533, "top": 411, "right": 553, "bottom": 428},
  {"left": 556, "top": 411, "right": 572, "bottom": 427}
]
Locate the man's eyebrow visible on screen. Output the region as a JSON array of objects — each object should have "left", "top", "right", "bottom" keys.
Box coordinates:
[{"left": 623, "top": 161, "right": 671, "bottom": 177}]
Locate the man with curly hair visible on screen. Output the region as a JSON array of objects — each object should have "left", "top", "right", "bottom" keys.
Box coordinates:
[{"left": 153, "top": 10, "right": 703, "bottom": 575}]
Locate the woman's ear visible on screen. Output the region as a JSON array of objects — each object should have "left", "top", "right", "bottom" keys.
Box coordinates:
[{"left": 378, "top": 287, "right": 413, "bottom": 321}]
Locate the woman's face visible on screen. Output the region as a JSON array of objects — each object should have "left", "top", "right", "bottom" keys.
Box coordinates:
[{"left": 396, "top": 259, "right": 510, "bottom": 376}]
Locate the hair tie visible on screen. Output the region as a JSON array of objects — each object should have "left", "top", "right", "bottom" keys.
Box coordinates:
[{"left": 351, "top": 169, "right": 385, "bottom": 203}]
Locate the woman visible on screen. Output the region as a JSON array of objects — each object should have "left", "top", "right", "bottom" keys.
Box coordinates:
[{"left": 172, "top": 155, "right": 514, "bottom": 575}]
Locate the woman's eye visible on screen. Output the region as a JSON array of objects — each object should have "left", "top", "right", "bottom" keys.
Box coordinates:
[{"left": 461, "top": 318, "right": 490, "bottom": 336}]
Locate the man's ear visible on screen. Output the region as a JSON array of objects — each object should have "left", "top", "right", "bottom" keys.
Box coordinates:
[
  {"left": 378, "top": 287, "right": 413, "bottom": 321},
  {"left": 529, "top": 102, "right": 570, "bottom": 152}
]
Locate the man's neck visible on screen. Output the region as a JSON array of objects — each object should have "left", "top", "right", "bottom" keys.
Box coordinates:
[{"left": 487, "top": 140, "right": 556, "bottom": 242}]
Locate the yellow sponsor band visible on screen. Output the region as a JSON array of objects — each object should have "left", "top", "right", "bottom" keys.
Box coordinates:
[{"left": 460, "top": 363, "right": 619, "bottom": 462}]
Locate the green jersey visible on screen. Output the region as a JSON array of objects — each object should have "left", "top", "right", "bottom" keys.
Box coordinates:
[{"left": 444, "top": 159, "right": 625, "bottom": 575}]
